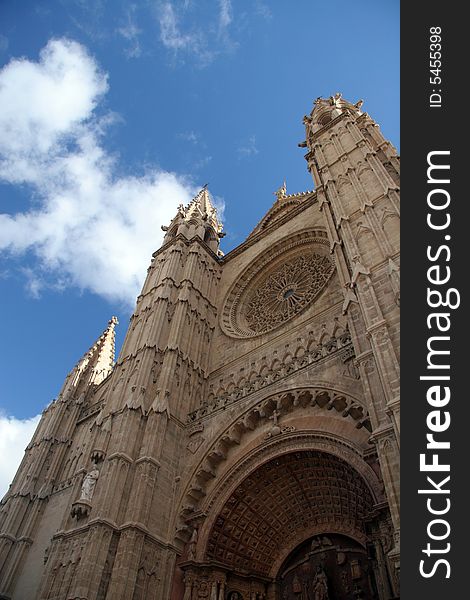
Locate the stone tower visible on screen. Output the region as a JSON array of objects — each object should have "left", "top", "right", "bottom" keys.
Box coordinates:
[{"left": 0, "top": 95, "right": 399, "bottom": 600}]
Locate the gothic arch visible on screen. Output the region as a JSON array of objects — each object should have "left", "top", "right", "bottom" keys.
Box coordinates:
[
  {"left": 176, "top": 386, "right": 378, "bottom": 543},
  {"left": 190, "top": 435, "right": 383, "bottom": 579}
]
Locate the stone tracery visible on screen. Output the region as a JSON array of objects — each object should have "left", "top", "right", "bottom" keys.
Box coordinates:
[
  {"left": 188, "top": 321, "right": 355, "bottom": 422},
  {"left": 244, "top": 253, "right": 334, "bottom": 334},
  {"left": 220, "top": 230, "right": 335, "bottom": 339},
  {"left": 0, "top": 96, "right": 400, "bottom": 600}
]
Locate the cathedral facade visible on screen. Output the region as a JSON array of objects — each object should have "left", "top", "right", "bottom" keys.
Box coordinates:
[{"left": 0, "top": 95, "right": 400, "bottom": 600}]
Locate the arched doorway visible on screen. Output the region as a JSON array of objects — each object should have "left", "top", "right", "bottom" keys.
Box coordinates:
[
  {"left": 205, "top": 451, "right": 373, "bottom": 576},
  {"left": 178, "top": 448, "right": 395, "bottom": 599},
  {"left": 278, "top": 533, "right": 375, "bottom": 599}
]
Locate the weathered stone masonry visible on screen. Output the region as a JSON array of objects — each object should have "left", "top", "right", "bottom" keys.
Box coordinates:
[{"left": 0, "top": 95, "right": 399, "bottom": 600}]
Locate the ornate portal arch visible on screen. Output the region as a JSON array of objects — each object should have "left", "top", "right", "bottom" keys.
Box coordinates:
[
  {"left": 196, "top": 431, "right": 383, "bottom": 560},
  {"left": 177, "top": 431, "right": 391, "bottom": 600},
  {"left": 177, "top": 385, "right": 374, "bottom": 540}
]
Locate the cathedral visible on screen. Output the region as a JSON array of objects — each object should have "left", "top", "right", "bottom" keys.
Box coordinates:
[{"left": 0, "top": 94, "right": 400, "bottom": 600}]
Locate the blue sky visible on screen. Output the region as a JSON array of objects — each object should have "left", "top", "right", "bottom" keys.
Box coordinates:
[{"left": 0, "top": 0, "right": 399, "bottom": 493}]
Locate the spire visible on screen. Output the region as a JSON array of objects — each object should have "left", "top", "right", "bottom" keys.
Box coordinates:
[
  {"left": 86, "top": 316, "right": 118, "bottom": 386},
  {"left": 161, "top": 186, "right": 224, "bottom": 253},
  {"left": 183, "top": 185, "right": 223, "bottom": 234},
  {"left": 60, "top": 317, "right": 118, "bottom": 399}
]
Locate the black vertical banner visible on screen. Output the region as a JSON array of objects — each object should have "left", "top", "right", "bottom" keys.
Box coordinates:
[{"left": 401, "top": 2, "right": 466, "bottom": 598}]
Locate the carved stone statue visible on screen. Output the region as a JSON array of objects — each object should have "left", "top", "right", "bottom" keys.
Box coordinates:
[
  {"left": 312, "top": 565, "right": 329, "bottom": 600},
  {"left": 79, "top": 468, "right": 99, "bottom": 502},
  {"left": 331, "top": 92, "right": 342, "bottom": 107},
  {"left": 187, "top": 526, "right": 198, "bottom": 560},
  {"left": 273, "top": 180, "right": 287, "bottom": 201}
]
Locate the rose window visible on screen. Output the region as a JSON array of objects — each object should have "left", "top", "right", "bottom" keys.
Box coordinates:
[
  {"left": 220, "top": 231, "right": 335, "bottom": 338},
  {"left": 243, "top": 253, "right": 334, "bottom": 335}
]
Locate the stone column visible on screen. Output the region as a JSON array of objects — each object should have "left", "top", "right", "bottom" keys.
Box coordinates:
[
  {"left": 183, "top": 571, "right": 193, "bottom": 600},
  {"left": 266, "top": 581, "right": 279, "bottom": 600}
]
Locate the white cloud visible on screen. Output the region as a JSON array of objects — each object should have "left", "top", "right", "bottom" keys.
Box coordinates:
[
  {"left": 254, "top": 0, "right": 272, "bottom": 20},
  {"left": 0, "top": 38, "right": 198, "bottom": 306},
  {"left": 0, "top": 38, "right": 108, "bottom": 161},
  {"left": 217, "top": 0, "right": 238, "bottom": 52},
  {"left": 237, "top": 134, "right": 259, "bottom": 158},
  {"left": 117, "top": 7, "right": 142, "bottom": 59},
  {"left": 0, "top": 413, "right": 41, "bottom": 499},
  {"left": 159, "top": 2, "right": 193, "bottom": 51},
  {"left": 20, "top": 267, "right": 44, "bottom": 299},
  {"left": 156, "top": 2, "right": 214, "bottom": 66},
  {"left": 218, "top": 0, "right": 233, "bottom": 32}
]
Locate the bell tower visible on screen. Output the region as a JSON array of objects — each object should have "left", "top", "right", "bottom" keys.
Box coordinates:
[
  {"left": 0, "top": 188, "right": 224, "bottom": 600},
  {"left": 301, "top": 93, "right": 400, "bottom": 568},
  {"left": 97, "top": 187, "right": 223, "bottom": 599}
]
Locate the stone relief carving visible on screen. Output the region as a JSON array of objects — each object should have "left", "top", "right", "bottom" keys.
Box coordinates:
[
  {"left": 187, "top": 437, "right": 205, "bottom": 454},
  {"left": 189, "top": 318, "right": 354, "bottom": 422},
  {"left": 187, "top": 527, "right": 198, "bottom": 560},
  {"left": 264, "top": 409, "right": 296, "bottom": 439},
  {"left": 387, "top": 257, "right": 400, "bottom": 306},
  {"left": 274, "top": 180, "right": 287, "bottom": 201},
  {"left": 312, "top": 565, "right": 330, "bottom": 600},
  {"left": 311, "top": 536, "right": 333, "bottom": 551},
  {"left": 185, "top": 389, "right": 372, "bottom": 512},
  {"left": 43, "top": 535, "right": 86, "bottom": 595}
]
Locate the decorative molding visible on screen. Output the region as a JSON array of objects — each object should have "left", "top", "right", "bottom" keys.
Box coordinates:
[
  {"left": 179, "top": 390, "right": 375, "bottom": 540},
  {"left": 189, "top": 330, "right": 354, "bottom": 422}
]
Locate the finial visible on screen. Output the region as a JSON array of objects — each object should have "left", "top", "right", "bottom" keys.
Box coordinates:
[
  {"left": 109, "top": 316, "right": 119, "bottom": 326},
  {"left": 273, "top": 180, "right": 287, "bottom": 201}
]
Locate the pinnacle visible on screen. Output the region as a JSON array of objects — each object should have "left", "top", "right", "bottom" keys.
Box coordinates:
[
  {"left": 273, "top": 180, "right": 287, "bottom": 202},
  {"left": 89, "top": 317, "right": 118, "bottom": 383},
  {"left": 306, "top": 93, "right": 364, "bottom": 123},
  {"left": 74, "top": 317, "right": 118, "bottom": 387},
  {"left": 272, "top": 180, "right": 314, "bottom": 204},
  {"left": 185, "top": 185, "right": 223, "bottom": 233},
  {"left": 191, "top": 185, "right": 213, "bottom": 213}
]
